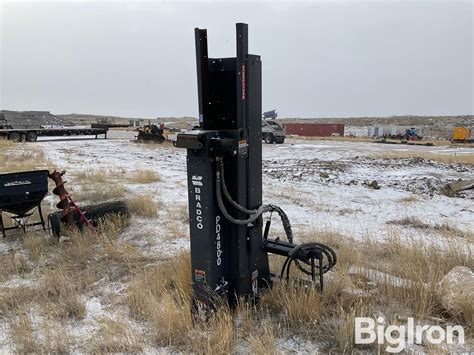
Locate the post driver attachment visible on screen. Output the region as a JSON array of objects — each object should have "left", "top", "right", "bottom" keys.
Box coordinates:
[{"left": 176, "top": 23, "right": 336, "bottom": 312}]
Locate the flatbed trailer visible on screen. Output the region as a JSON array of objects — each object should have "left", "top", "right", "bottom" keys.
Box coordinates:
[{"left": 0, "top": 127, "right": 108, "bottom": 142}]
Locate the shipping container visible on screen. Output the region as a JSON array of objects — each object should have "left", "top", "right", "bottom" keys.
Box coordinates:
[
  {"left": 452, "top": 127, "right": 471, "bottom": 141},
  {"left": 282, "top": 123, "right": 344, "bottom": 137}
]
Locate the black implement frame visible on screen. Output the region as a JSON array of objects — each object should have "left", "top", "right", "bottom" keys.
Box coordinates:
[{"left": 176, "top": 23, "right": 336, "bottom": 310}]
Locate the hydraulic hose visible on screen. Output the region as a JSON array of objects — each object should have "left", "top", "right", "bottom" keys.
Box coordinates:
[
  {"left": 216, "top": 158, "right": 294, "bottom": 242},
  {"left": 215, "top": 167, "right": 270, "bottom": 225},
  {"left": 215, "top": 157, "right": 336, "bottom": 284},
  {"left": 218, "top": 158, "right": 257, "bottom": 215}
]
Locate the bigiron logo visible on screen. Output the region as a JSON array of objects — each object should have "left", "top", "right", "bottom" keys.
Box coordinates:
[
  {"left": 191, "top": 175, "right": 203, "bottom": 230},
  {"left": 355, "top": 317, "right": 465, "bottom": 353}
]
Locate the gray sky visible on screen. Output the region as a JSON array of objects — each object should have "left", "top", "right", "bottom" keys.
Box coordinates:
[{"left": 1, "top": 1, "right": 472, "bottom": 118}]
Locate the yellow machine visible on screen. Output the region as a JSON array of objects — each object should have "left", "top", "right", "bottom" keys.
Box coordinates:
[{"left": 452, "top": 127, "right": 471, "bottom": 142}]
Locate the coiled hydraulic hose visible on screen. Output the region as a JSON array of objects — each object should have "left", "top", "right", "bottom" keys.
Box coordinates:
[{"left": 215, "top": 157, "right": 337, "bottom": 284}]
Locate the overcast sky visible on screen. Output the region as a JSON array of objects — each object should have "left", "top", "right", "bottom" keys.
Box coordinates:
[{"left": 1, "top": 1, "right": 472, "bottom": 118}]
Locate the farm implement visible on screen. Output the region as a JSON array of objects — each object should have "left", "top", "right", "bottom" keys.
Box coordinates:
[
  {"left": 176, "top": 23, "right": 336, "bottom": 312},
  {"left": 0, "top": 169, "right": 127, "bottom": 239},
  {"left": 0, "top": 170, "right": 49, "bottom": 238}
]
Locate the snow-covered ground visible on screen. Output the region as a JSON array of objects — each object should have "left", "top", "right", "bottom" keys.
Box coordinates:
[
  {"left": 1, "top": 131, "right": 472, "bottom": 353},
  {"left": 38, "top": 130, "right": 473, "bottom": 243}
]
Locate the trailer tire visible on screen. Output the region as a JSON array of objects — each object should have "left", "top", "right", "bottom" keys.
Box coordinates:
[
  {"left": 26, "top": 131, "right": 38, "bottom": 142},
  {"left": 8, "top": 131, "right": 21, "bottom": 142},
  {"left": 264, "top": 134, "right": 274, "bottom": 144}
]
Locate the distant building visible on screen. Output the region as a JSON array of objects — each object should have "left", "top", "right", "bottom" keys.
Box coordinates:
[
  {"left": 0, "top": 110, "right": 73, "bottom": 129},
  {"left": 282, "top": 123, "right": 345, "bottom": 137},
  {"left": 129, "top": 119, "right": 144, "bottom": 127}
]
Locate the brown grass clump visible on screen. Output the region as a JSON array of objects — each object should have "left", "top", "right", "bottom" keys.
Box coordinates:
[
  {"left": 261, "top": 281, "right": 323, "bottom": 331},
  {"left": 73, "top": 168, "right": 126, "bottom": 184},
  {"left": 148, "top": 290, "right": 194, "bottom": 345},
  {"left": 127, "top": 254, "right": 234, "bottom": 352},
  {"left": 52, "top": 214, "right": 147, "bottom": 286},
  {"left": 74, "top": 169, "right": 109, "bottom": 183},
  {"left": 0, "top": 287, "right": 37, "bottom": 315},
  {"left": 397, "top": 194, "right": 419, "bottom": 203},
  {"left": 128, "top": 252, "right": 191, "bottom": 319},
  {"left": 0, "top": 252, "right": 30, "bottom": 281},
  {"left": 23, "top": 234, "right": 48, "bottom": 261},
  {"left": 248, "top": 321, "right": 278, "bottom": 355},
  {"left": 127, "top": 194, "right": 161, "bottom": 218},
  {"left": 128, "top": 169, "right": 161, "bottom": 183},
  {"left": 8, "top": 315, "right": 71, "bottom": 353},
  {"left": 89, "top": 318, "right": 143, "bottom": 353},
  {"left": 73, "top": 184, "right": 126, "bottom": 202},
  {"left": 186, "top": 310, "right": 233, "bottom": 353},
  {"left": 8, "top": 314, "right": 41, "bottom": 353},
  {"left": 387, "top": 216, "right": 473, "bottom": 239},
  {"left": 387, "top": 216, "right": 431, "bottom": 229},
  {"left": 0, "top": 146, "right": 53, "bottom": 173},
  {"left": 38, "top": 268, "right": 86, "bottom": 319},
  {"left": 0, "top": 138, "right": 14, "bottom": 146},
  {"left": 329, "top": 300, "right": 379, "bottom": 354},
  {"left": 127, "top": 252, "right": 195, "bottom": 348}
]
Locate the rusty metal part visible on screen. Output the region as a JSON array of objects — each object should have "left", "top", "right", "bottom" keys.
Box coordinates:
[
  {"left": 48, "top": 170, "right": 92, "bottom": 230},
  {"left": 48, "top": 200, "right": 128, "bottom": 239}
]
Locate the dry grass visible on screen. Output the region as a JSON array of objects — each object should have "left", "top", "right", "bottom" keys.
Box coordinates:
[
  {"left": 73, "top": 168, "right": 126, "bottom": 184},
  {"left": 0, "top": 146, "right": 53, "bottom": 173},
  {"left": 38, "top": 267, "right": 86, "bottom": 319},
  {"left": 374, "top": 151, "right": 474, "bottom": 165},
  {"left": 23, "top": 234, "right": 48, "bottom": 261},
  {"left": 88, "top": 317, "right": 143, "bottom": 353},
  {"left": 248, "top": 321, "right": 278, "bottom": 354},
  {"left": 0, "top": 287, "right": 37, "bottom": 315},
  {"left": 1, "top": 220, "right": 471, "bottom": 352},
  {"left": 261, "top": 281, "right": 324, "bottom": 331},
  {"left": 397, "top": 194, "right": 419, "bottom": 203},
  {"left": 128, "top": 169, "right": 161, "bottom": 183},
  {"left": 8, "top": 314, "right": 41, "bottom": 353},
  {"left": 128, "top": 251, "right": 191, "bottom": 319},
  {"left": 8, "top": 315, "right": 71, "bottom": 353},
  {"left": 238, "top": 228, "right": 473, "bottom": 353},
  {"left": 0, "top": 252, "right": 30, "bottom": 281},
  {"left": 127, "top": 253, "right": 212, "bottom": 350},
  {"left": 0, "top": 138, "right": 14, "bottom": 146},
  {"left": 73, "top": 184, "right": 126, "bottom": 202},
  {"left": 387, "top": 216, "right": 473, "bottom": 239},
  {"left": 127, "top": 194, "right": 161, "bottom": 218},
  {"left": 70, "top": 169, "right": 127, "bottom": 202},
  {"left": 127, "top": 254, "right": 233, "bottom": 352}
]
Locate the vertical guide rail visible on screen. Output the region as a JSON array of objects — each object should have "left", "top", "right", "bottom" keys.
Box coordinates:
[
  {"left": 236, "top": 23, "right": 248, "bottom": 128},
  {"left": 195, "top": 28, "right": 208, "bottom": 129}
]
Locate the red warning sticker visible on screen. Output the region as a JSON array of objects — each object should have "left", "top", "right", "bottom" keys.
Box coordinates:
[{"left": 194, "top": 269, "right": 206, "bottom": 282}]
